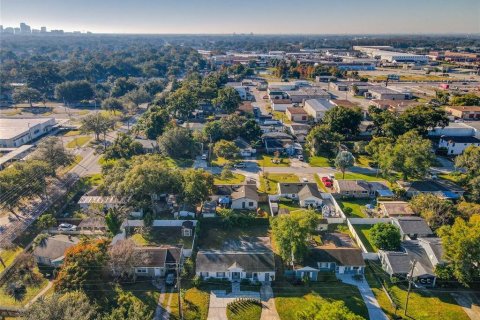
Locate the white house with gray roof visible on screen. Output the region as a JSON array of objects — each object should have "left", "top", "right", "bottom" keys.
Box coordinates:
[{"left": 303, "top": 99, "right": 334, "bottom": 122}]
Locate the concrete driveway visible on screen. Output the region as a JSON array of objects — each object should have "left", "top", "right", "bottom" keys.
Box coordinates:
[
  {"left": 260, "top": 283, "right": 280, "bottom": 320},
  {"left": 207, "top": 290, "right": 261, "bottom": 320},
  {"left": 336, "top": 274, "right": 388, "bottom": 320}
]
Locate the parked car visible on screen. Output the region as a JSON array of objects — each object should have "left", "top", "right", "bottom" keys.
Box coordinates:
[
  {"left": 57, "top": 223, "right": 77, "bottom": 231},
  {"left": 321, "top": 176, "right": 330, "bottom": 183},
  {"left": 234, "top": 162, "right": 246, "bottom": 168},
  {"left": 297, "top": 155, "right": 304, "bottom": 161},
  {"left": 201, "top": 154, "right": 208, "bottom": 160},
  {"left": 165, "top": 273, "right": 175, "bottom": 286},
  {"left": 324, "top": 181, "right": 333, "bottom": 188},
  {"left": 302, "top": 177, "right": 308, "bottom": 182}
]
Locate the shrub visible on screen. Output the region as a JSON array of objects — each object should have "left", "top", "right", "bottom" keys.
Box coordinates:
[{"left": 5, "top": 281, "right": 26, "bottom": 300}]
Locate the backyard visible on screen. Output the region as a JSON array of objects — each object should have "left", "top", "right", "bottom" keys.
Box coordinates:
[
  {"left": 197, "top": 220, "right": 269, "bottom": 249},
  {"left": 259, "top": 173, "right": 299, "bottom": 194},
  {"left": 130, "top": 227, "right": 194, "bottom": 248},
  {"left": 336, "top": 198, "right": 372, "bottom": 218},
  {"left": 273, "top": 277, "right": 368, "bottom": 320},
  {"left": 365, "top": 262, "right": 470, "bottom": 320},
  {"left": 352, "top": 224, "right": 378, "bottom": 252}
]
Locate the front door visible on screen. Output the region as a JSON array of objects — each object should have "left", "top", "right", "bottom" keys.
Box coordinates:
[
  {"left": 232, "top": 272, "right": 240, "bottom": 281},
  {"left": 264, "top": 273, "right": 269, "bottom": 282},
  {"left": 154, "top": 268, "right": 161, "bottom": 277}
]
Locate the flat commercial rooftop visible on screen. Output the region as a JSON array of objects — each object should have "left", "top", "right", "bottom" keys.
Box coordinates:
[{"left": 0, "top": 118, "right": 55, "bottom": 140}]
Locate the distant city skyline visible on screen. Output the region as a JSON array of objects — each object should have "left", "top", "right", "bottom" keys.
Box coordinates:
[{"left": 1, "top": 0, "right": 479, "bottom": 35}]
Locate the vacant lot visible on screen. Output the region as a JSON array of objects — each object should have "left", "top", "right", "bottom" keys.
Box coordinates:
[
  {"left": 66, "top": 136, "right": 91, "bottom": 148},
  {"left": 259, "top": 173, "right": 299, "bottom": 194},
  {"left": 214, "top": 173, "right": 245, "bottom": 185},
  {"left": 365, "top": 262, "right": 470, "bottom": 320},
  {"left": 308, "top": 155, "right": 333, "bottom": 167},
  {"left": 273, "top": 278, "right": 368, "bottom": 320},
  {"left": 197, "top": 220, "right": 269, "bottom": 249},
  {"left": 336, "top": 198, "right": 372, "bottom": 218},
  {"left": 257, "top": 155, "right": 290, "bottom": 167}
]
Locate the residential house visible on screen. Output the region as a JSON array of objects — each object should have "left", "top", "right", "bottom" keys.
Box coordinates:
[
  {"left": 379, "top": 237, "right": 444, "bottom": 287},
  {"left": 133, "top": 246, "right": 181, "bottom": 278},
  {"left": 33, "top": 235, "right": 79, "bottom": 267},
  {"left": 285, "top": 123, "right": 311, "bottom": 143},
  {"left": 225, "top": 82, "right": 253, "bottom": 101},
  {"left": 286, "top": 107, "right": 308, "bottom": 122},
  {"left": 271, "top": 99, "right": 293, "bottom": 112},
  {"left": 392, "top": 217, "right": 433, "bottom": 240},
  {"left": 234, "top": 137, "right": 256, "bottom": 157},
  {"left": 277, "top": 183, "right": 323, "bottom": 208},
  {"left": 294, "top": 244, "right": 365, "bottom": 280},
  {"left": 134, "top": 139, "right": 159, "bottom": 153},
  {"left": 78, "top": 194, "right": 123, "bottom": 210},
  {"left": 196, "top": 237, "right": 275, "bottom": 282},
  {"left": 367, "top": 86, "right": 408, "bottom": 100},
  {"left": 378, "top": 201, "right": 415, "bottom": 217},
  {"left": 438, "top": 135, "right": 480, "bottom": 155},
  {"left": 285, "top": 88, "right": 330, "bottom": 104},
  {"left": 397, "top": 180, "right": 464, "bottom": 199},
  {"left": 371, "top": 99, "right": 418, "bottom": 113},
  {"left": 333, "top": 180, "right": 390, "bottom": 198},
  {"left": 231, "top": 185, "right": 259, "bottom": 210},
  {"left": 262, "top": 132, "right": 301, "bottom": 155},
  {"left": 445, "top": 106, "right": 480, "bottom": 120},
  {"left": 201, "top": 200, "right": 217, "bottom": 218},
  {"left": 303, "top": 99, "right": 334, "bottom": 122},
  {"left": 78, "top": 217, "right": 107, "bottom": 232}
]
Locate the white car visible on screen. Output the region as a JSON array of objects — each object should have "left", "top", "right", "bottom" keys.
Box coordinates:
[
  {"left": 201, "top": 154, "right": 208, "bottom": 160},
  {"left": 234, "top": 162, "right": 246, "bottom": 168},
  {"left": 57, "top": 223, "right": 77, "bottom": 231}
]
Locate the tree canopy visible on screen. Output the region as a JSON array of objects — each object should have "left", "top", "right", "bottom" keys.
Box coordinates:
[
  {"left": 370, "top": 223, "right": 401, "bottom": 251},
  {"left": 55, "top": 80, "right": 94, "bottom": 103},
  {"left": 157, "top": 126, "right": 198, "bottom": 159},
  {"left": 323, "top": 106, "right": 363, "bottom": 137}
]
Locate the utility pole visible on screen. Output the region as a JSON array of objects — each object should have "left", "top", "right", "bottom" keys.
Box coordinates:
[
  {"left": 177, "top": 258, "right": 184, "bottom": 320},
  {"left": 404, "top": 259, "right": 417, "bottom": 316}
]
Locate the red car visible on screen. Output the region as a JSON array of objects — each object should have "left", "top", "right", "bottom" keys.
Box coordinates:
[
  {"left": 324, "top": 181, "right": 333, "bottom": 188},
  {"left": 321, "top": 176, "right": 330, "bottom": 183}
]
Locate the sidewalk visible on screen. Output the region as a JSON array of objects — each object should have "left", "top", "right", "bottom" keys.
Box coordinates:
[
  {"left": 336, "top": 274, "right": 388, "bottom": 320},
  {"left": 260, "top": 283, "right": 280, "bottom": 320}
]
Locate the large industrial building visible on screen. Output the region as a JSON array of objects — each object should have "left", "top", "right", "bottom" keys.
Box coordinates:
[
  {"left": 354, "top": 46, "right": 428, "bottom": 64},
  {"left": 0, "top": 118, "right": 56, "bottom": 147}
]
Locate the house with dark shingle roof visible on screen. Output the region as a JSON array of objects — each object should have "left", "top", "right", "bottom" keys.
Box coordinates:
[
  {"left": 379, "top": 237, "right": 444, "bottom": 287},
  {"left": 294, "top": 244, "right": 365, "bottom": 280},
  {"left": 231, "top": 185, "right": 259, "bottom": 210},
  {"left": 392, "top": 217, "right": 433, "bottom": 240},
  {"left": 195, "top": 237, "right": 275, "bottom": 282},
  {"left": 334, "top": 179, "right": 390, "bottom": 198},
  {"left": 133, "top": 246, "right": 181, "bottom": 278}
]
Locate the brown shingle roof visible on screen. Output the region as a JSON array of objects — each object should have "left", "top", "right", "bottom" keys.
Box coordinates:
[{"left": 287, "top": 107, "right": 307, "bottom": 114}]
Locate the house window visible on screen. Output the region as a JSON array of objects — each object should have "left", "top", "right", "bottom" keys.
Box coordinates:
[
  {"left": 182, "top": 229, "right": 192, "bottom": 237},
  {"left": 216, "top": 272, "right": 225, "bottom": 278},
  {"left": 245, "top": 272, "right": 252, "bottom": 279},
  {"left": 319, "top": 262, "right": 329, "bottom": 268},
  {"left": 248, "top": 202, "right": 254, "bottom": 207},
  {"left": 201, "top": 272, "right": 209, "bottom": 277},
  {"left": 137, "top": 268, "right": 147, "bottom": 273}
]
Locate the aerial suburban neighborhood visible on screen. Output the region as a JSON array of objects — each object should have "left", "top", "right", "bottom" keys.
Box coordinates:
[{"left": 0, "top": 2, "right": 479, "bottom": 320}]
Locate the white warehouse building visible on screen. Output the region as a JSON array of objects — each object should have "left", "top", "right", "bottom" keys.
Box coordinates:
[{"left": 0, "top": 118, "right": 56, "bottom": 147}]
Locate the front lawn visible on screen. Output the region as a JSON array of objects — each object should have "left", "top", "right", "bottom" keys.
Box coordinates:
[
  {"left": 259, "top": 173, "right": 299, "bottom": 194},
  {"left": 66, "top": 136, "right": 91, "bottom": 148},
  {"left": 257, "top": 155, "right": 290, "bottom": 167},
  {"left": 336, "top": 198, "right": 372, "bottom": 218},
  {"left": 354, "top": 155, "right": 373, "bottom": 168},
  {"left": 184, "top": 287, "right": 210, "bottom": 320},
  {"left": 365, "top": 262, "right": 470, "bottom": 320},
  {"left": 352, "top": 224, "right": 377, "bottom": 252},
  {"left": 334, "top": 171, "right": 383, "bottom": 182},
  {"left": 211, "top": 156, "right": 231, "bottom": 167},
  {"left": 273, "top": 280, "right": 368, "bottom": 320},
  {"left": 214, "top": 173, "right": 245, "bottom": 185},
  {"left": 0, "top": 246, "right": 23, "bottom": 273},
  {"left": 0, "top": 269, "right": 49, "bottom": 307},
  {"left": 272, "top": 111, "right": 292, "bottom": 124},
  {"left": 227, "top": 299, "right": 262, "bottom": 320},
  {"left": 308, "top": 155, "right": 333, "bottom": 167}
]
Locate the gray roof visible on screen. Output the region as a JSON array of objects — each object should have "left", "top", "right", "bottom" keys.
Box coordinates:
[
  {"left": 278, "top": 182, "right": 318, "bottom": 195},
  {"left": 231, "top": 185, "right": 259, "bottom": 202},
  {"left": 304, "top": 99, "right": 333, "bottom": 112},
  {"left": 399, "top": 180, "right": 463, "bottom": 193},
  {"left": 196, "top": 250, "right": 275, "bottom": 272},
  {"left": 336, "top": 180, "right": 389, "bottom": 193},
  {"left": 134, "top": 246, "right": 181, "bottom": 268},
  {"left": 381, "top": 251, "right": 412, "bottom": 275},
  {"left": 298, "top": 184, "right": 322, "bottom": 202},
  {"left": 306, "top": 245, "right": 365, "bottom": 267},
  {"left": 393, "top": 217, "right": 433, "bottom": 236},
  {"left": 33, "top": 235, "right": 79, "bottom": 260}
]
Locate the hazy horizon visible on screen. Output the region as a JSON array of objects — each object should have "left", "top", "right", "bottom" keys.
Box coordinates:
[{"left": 1, "top": 0, "right": 479, "bottom": 35}]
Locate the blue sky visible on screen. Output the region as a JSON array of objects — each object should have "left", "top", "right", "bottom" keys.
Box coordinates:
[{"left": 1, "top": 0, "right": 479, "bottom": 34}]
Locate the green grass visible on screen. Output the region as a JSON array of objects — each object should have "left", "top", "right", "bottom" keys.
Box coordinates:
[
  {"left": 63, "top": 129, "right": 82, "bottom": 137},
  {"left": 334, "top": 171, "right": 384, "bottom": 182},
  {"left": 227, "top": 300, "right": 262, "bottom": 320},
  {"left": 365, "top": 262, "right": 470, "bottom": 320},
  {"left": 272, "top": 111, "right": 292, "bottom": 124},
  {"left": 0, "top": 246, "right": 23, "bottom": 272},
  {"left": 308, "top": 155, "right": 333, "bottom": 167},
  {"left": 162, "top": 292, "right": 180, "bottom": 320},
  {"left": 184, "top": 287, "right": 210, "bottom": 320},
  {"left": 259, "top": 173, "right": 299, "bottom": 194},
  {"left": 66, "top": 136, "right": 91, "bottom": 148},
  {"left": 198, "top": 221, "right": 269, "bottom": 249},
  {"left": 354, "top": 155, "right": 373, "bottom": 168},
  {"left": 273, "top": 280, "right": 368, "bottom": 320},
  {"left": 214, "top": 173, "right": 246, "bottom": 185},
  {"left": 0, "top": 273, "right": 49, "bottom": 307},
  {"left": 85, "top": 173, "right": 103, "bottom": 186},
  {"left": 211, "top": 156, "right": 231, "bottom": 167},
  {"left": 278, "top": 199, "right": 302, "bottom": 212},
  {"left": 352, "top": 224, "right": 377, "bottom": 252},
  {"left": 130, "top": 227, "right": 193, "bottom": 248},
  {"left": 439, "top": 172, "right": 468, "bottom": 185},
  {"left": 57, "top": 155, "right": 83, "bottom": 176},
  {"left": 336, "top": 198, "right": 371, "bottom": 218},
  {"left": 257, "top": 155, "right": 290, "bottom": 167}
]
